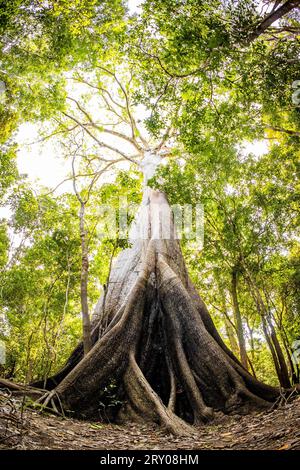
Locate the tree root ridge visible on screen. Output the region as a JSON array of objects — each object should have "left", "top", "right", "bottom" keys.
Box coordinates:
[{"left": 21, "top": 208, "right": 283, "bottom": 434}]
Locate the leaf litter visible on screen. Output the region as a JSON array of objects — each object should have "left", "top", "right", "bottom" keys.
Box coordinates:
[{"left": 0, "top": 390, "right": 299, "bottom": 450}]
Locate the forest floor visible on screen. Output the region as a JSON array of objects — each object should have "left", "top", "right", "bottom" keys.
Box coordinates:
[{"left": 0, "top": 394, "right": 300, "bottom": 450}]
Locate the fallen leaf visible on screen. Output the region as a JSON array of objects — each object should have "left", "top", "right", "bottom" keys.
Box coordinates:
[
  {"left": 90, "top": 424, "right": 103, "bottom": 430},
  {"left": 277, "top": 443, "right": 291, "bottom": 450}
]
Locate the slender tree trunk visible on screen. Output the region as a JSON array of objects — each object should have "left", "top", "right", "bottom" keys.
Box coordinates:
[
  {"left": 268, "top": 321, "right": 291, "bottom": 388},
  {"left": 25, "top": 359, "right": 34, "bottom": 384},
  {"left": 224, "top": 315, "right": 240, "bottom": 357},
  {"left": 282, "top": 334, "right": 298, "bottom": 384},
  {"left": 262, "top": 319, "right": 285, "bottom": 386},
  {"left": 246, "top": 320, "right": 255, "bottom": 361},
  {"left": 79, "top": 201, "right": 92, "bottom": 355},
  {"left": 246, "top": 355, "right": 257, "bottom": 379},
  {"left": 272, "top": 313, "right": 298, "bottom": 384},
  {"left": 243, "top": 269, "right": 291, "bottom": 388},
  {"left": 231, "top": 270, "right": 248, "bottom": 370},
  {"left": 214, "top": 272, "right": 240, "bottom": 357},
  {"left": 245, "top": 321, "right": 257, "bottom": 378}
]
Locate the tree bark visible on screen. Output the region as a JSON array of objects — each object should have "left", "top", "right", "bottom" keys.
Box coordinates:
[
  {"left": 29, "top": 186, "right": 280, "bottom": 434},
  {"left": 243, "top": 269, "right": 291, "bottom": 388},
  {"left": 79, "top": 201, "right": 92, "bottom": 355},
  {"left": 215, "top": 274, "right": 240, "bottom": 358},
  {"left": 231, "top": 270, "right": 249, "bottom": 370},
  {"left": 268, "top": 321, "right": 291, "bottom": 388},
  {"left": 247, "top": 0, "right": 300, "bottom": 42},
  {"left": 224, "top": 315, "right": 240, "bottom": 358}
]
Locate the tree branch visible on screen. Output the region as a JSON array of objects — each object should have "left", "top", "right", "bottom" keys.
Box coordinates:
[
  {"left": 265, "top": 124, "right": 300, "bottom": 136},
  {"left": 42, "top": 162, "right": 123, "bottom": 196},
  {"left": 96, "top": 66, "right": 149, "bottom": 148},
  {"left": 62, "top": 112, "right": 138, "bottom": 164},
  {"left": 247, "top": 0, "right": 300, "bottom": 42},
  {"left": 137, "top": 45, "right": 210, "bottom": 79},
  {"left": 67, "top": 96, "right": 144, "bottom": 153}
]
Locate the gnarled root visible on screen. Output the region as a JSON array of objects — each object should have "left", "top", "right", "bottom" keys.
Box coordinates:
[
  {"left": 0, "top": 378, "right": 45, "bottom": 398},
  {"left": 27, "top": 225, "right": 282, "bottom": 429},
  {"left": 121, "top": 351, "right": 195, "bottom": 436},
  {"left": 158, "top": 255, "right": 275, "bottom": 415},
  {"left": 33, "top": 242, "right": 156, "bottom": 416}
]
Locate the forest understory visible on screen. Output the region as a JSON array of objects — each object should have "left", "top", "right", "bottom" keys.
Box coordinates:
[{"left": 1, "top": 393, "right": 299, "bottom": 450}]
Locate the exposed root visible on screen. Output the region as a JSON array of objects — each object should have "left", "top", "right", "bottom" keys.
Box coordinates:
[
  {"left": 173, "top": 339, "right": 213, "bottom": 424},
  {"left": 26, "top": 190, "right": 284, "bottom": 429},
  {"left": 167, "top": 357, "right": 176, "bottom": 413},
  {"left": 0, "top": 378, "right": 45, "bottom": 398},
  {"left": 123, "top": 352, "right": 195, "bottom": 436},
  {"left": 35, "top": 242, "right": 156, "bottom": 416},
  {"left": 158, "top": 255, "right": 277, "bottom": 415},
  {"left": 34, "top": 389, "right": 65, "bottom": 417},
  {"left": 268, "top": 386, "right": 300, "bottom": 412},
  {"left": 161, "top": 288, "right": 214, "bottom": 422}
]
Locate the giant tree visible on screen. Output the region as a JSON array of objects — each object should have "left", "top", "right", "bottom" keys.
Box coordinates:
[{"left": 28, "top": 69, "right": 281, "bottom": 432}]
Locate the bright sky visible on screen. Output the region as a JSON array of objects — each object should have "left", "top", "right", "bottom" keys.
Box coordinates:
[
  {"left": 15, "top": 123, "right": 269, "bottom": 195},
  {"left": 17, "top": 123, "right": 73, "bottom": 193},
  {"left": 127, "top": 0, "right": 142, "bottom": 14}
]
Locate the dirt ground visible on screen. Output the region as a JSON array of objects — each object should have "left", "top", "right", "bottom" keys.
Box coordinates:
[{"left": 1, "top": 394, "right": 299, "bottom": 450}]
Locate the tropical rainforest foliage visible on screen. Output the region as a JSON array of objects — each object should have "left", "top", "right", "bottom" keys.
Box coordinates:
[{"left": 0, "top": 0, "right": 299, "bottom": 396}]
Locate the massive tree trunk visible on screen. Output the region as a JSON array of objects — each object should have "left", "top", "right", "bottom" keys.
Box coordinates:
[{"left": 32, "top": 170, "right": 280, "bottom": 435}]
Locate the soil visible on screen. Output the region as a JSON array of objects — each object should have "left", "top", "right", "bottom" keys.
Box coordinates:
[{"left": 1, "top": 394, "right": 299, "bottom": 450}]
